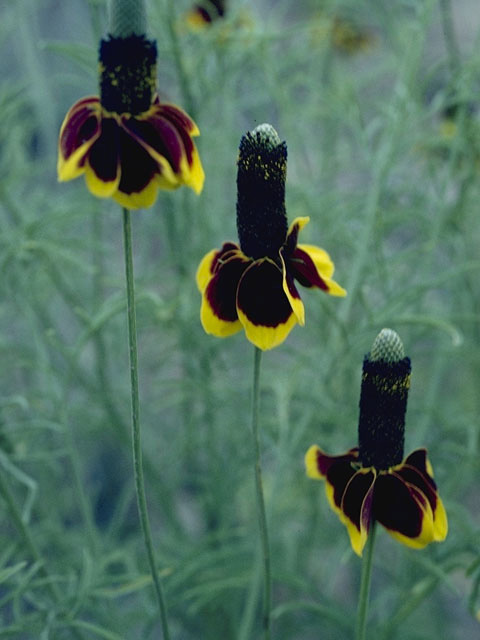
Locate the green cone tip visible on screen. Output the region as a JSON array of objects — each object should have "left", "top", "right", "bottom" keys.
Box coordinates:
[
  {"left": 109, "top": 0, "right": 147, "bottom": 37},
  {"left": 369, "top": 328, "right": 405, "bottom": 362},
  {"left": 251, "top": 123, "right": 281, "bottom": 149}
]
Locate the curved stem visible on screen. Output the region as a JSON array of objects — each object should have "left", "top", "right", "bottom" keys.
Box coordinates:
[
  {"left": 64, "top": 410, "right": 98, "bottom": 554},
  {"left": 356, "top": 522, "right": 377, "bottom": 640},
  {"left": 0, "top": 467, "right": 58, "bottom": 601},
  {"left": 439, "top": 0, "right": 460, "bottom": 81},
  {"left": 0, "top": 466, "right": 89, "bottom": 639},
  {"left": 122, "top": 208, "right": 171, "bottom": 640},
  {"left": 165, "top": 0, "right": 196, "bottom": 118},
  {"left": 250, "top": 347, "right": 271, "bottom": 639}
]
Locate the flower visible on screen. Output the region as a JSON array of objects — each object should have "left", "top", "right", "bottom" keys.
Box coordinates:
[
  {"left": 330, "top": 16, "right": 376, "bottom": 54},
  {"left": 184, "top": 0, "right": 254, "bottom": 39},
  {"left": 196, "top": 124, "right": 346, "bottom": 351},
  {"left": 57, "top": 34, "right": 204, "bottom": 209},
  {"left": 310, "top": 12, "right": 376, "bottom": 55},
  {"left": 305, "top": 329, "right": 448, "bottom": 556},
  {"left": 185, "top": 0, "right": 226, "bottom": 29}
]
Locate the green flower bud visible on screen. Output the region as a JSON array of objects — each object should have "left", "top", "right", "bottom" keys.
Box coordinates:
[{"left": 109, "top": 0, "right": 147, "bottom": 37}]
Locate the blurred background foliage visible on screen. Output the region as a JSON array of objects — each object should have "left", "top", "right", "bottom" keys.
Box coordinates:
[{"left": 1, "top": 0, "right": 480, "bottom": 637}]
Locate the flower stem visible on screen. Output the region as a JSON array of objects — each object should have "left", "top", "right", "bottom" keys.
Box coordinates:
[
  {"left": 250, "top": 346, "right": 272, "bottom": 639},
  {"left": 356, "top": 522, "right": 377, "bottom": 640},
  {"left": 0, "top": 467, "right": 58, "bottom": 602},
  {"left": 122, "top": 208, "right": 171, "bottom": 640},
  {"left": 0, "top": 466, "right": 89, "bottom": 639},
  {"left": 165, "top": 0, "right": 196, "bottom": 118},
  {"left": 439, "top": 0, "right": 460, "bottom": 80}
]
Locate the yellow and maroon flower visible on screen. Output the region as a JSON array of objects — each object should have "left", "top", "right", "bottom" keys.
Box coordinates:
[
  {"left": 196, "top": 124, "right": 346, "bottom": 351},
  {"left": 57, "top": 34, "right": 204, "bottom": 209},
  {"left": 305, "top": 329, "right": 448, "bottom": 556},
  {"left": 185, "top": 0, "right": 226, "bottom": 29}
]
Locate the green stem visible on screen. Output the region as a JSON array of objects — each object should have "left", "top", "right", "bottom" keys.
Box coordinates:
[
  {"left": 90, "top": 211, "right": 131, "bottom": 440},
  {"left": 238, "top": 546, "right": 262, "bottom": 640},
  {"left": 165, "top": 0, "right": 196, "bottom": 117},
  {"left": 250, "top": 347, "right": 271, "bottom": 639},
  {"left": 380, "top": 574, "right": 438, "bottom": 640},
  {"left": 0, "top": 467, "right": 59, "bottom": 603},
  {"left": 356, "top": 522, "right": 377, "bottom": 640},
  {"left": 0, "top": 468, "right": 87, "bottom": 640},
  {"left": 63, "top": 408, "right": 99, "bottom": 555},
  {"left": 122, "top": 208, "right": 171, "bottom": 640},
  {"left": 438, "top": 0, "right": 460, "bottom": 81}
]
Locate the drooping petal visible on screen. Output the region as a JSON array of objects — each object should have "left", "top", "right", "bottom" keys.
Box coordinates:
[
  {"left": 395, "top": 466, "right": 448, "bottom": 543},
  {"left": 196, "top": 243, "right": 240, "bottom": 293},
  {"left": 169, "top": 122, "right": 204, "bottom": 194},
  {"left": 296, "top": 244, "right": 335, "bottom": 279},
  {"left": 185, "top": 6, "right": 212, "bottom": 30},
  {"left": 124, "top": 108, "right": 205, "bottom": 195},
  {"left": 159, "top": 102, "right": 200, "bottom": 137},
  {"left": 305, "top": 446, "right": 359, "bottom": 517},
  {"left": 123, "top": 115, "right": 183, "bottom": 184},
  {"left": 84, "top": 117, "right": 121, "bottom": 198},
  {"left": 180, "top": 142, "right": 205, "bottom": 194},
  {"left": 291, "top": 246, "right": 347, "bottom": 297},
  {"left": 185, "top": 0, "right": 225, "bottom": 30},
  {"left": 113, "top": 177, "right": 160, "bottom": 209},
  {"left": 280, "top": 247, "right": 305, "bottom": 325},
  {"left": 112, "top": 124, "right": 167, "bottom": 209},
  {"left": 430, "top": 494, "right": 448, "bottom": 541},
  {"left": 236, "top": 258, "right": 297, "bottom": 350},
  {"left": 200, "top": 252, "right": 250, "bottom": 337},
  {"left": 282, "top": 216, "right": 346, "bottom": 297},
  {"left": 284, "top": 216, "right": 310, "bottom": 253},
  {"left": 160, "top": 106, "right": 201, "bottom": 182},
  {"left": 404, "top": 448, "right": 433, "bottom": 478},
  {"left": 374, "top": 472, "right": 436, "bottom": 549},
  {"left": 57, "top": 97, "right": 102, "bottom": 181},
  {"left": 397, "top": 450, "right": 448, "bottom": 541},
  {"left": 341, "top": 469, "right": 376, "bottom": 556}
]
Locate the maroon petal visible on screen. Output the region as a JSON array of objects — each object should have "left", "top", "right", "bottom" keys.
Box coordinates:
[
  {"left": 87, "top": 117, "right": 120, "bottom": 183},
  {"left": 162, "top": 112, "right": 195, "bottom": 166},
  {"left": 373, "top": 472, "right": 428, "bottom": 539},
  {"left": 279, "top": 247, "right": 305, "bottom": 321},
  {"left": 324, "top": 451, "right": 360, "bottom": 509},
  {"left": 290, "top": 247, "right": 329, "bottom": 290},
  {"left": 284, "top": 218, "right": 302, "bottom": 254},
  {"left": 59, "top": 97, "right": 101, "bottom": 161},
  {"left": 116, "top": 126, "right": 159, "bottom": 195},
  {"left": 236, "top": 259, "right": 292, "bottom": 328},
  {"left": 159, "top": 103, "right": 198, "bottom": 135},
  {"left": 314, "top": 447, "right": 359, "bottom": 475},
  {"left": 404, "top": 449, "right": 431, "bottom": 478},
  {"left": 124, "top": 115, "right": 185, "bottom": 173},
  {"left": 211, "top": 244, "right": 242, "bottom": 274},
  {"left": 205, "top": 254, "right": 251, "bottom": 323},
  {"left": 394, "top": 462, "right": 438, "bottom": 514},
  {"left": 341, "top": 469, "right": 375, "bottom": 532}
]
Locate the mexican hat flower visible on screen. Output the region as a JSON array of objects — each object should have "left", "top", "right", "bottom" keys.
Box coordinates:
[
  {"left": 305, "top": 329, "right": 448, "bottom": 556},
  {"left": 196, "top": 124, "right": 346, "bottom": 351},
  {"left": 185, "top": 0, "right": 226, "bottom": 29},
  {"left": 57, "top": 2, "right": 204, "bottom": 210}
]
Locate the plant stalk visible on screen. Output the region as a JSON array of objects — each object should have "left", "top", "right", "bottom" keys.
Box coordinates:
[
  {"left": 122, "top": 208, "right": 171, "bottom": 640},
  {"left": 0, "top": 468, "right": 58, "bottom": 602},
  {"left": 250, "top": 346, "right": 271, "bottom": 639},
  {"left": 356, "top": 522, "right": 377, "bottom": 640}
]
